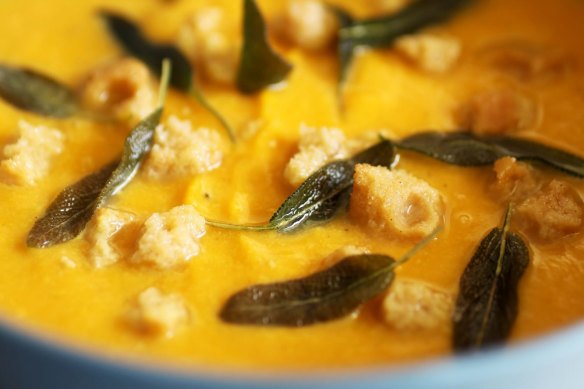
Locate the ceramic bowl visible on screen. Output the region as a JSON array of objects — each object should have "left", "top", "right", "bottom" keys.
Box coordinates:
[{"left": 0, "top": 313, "right": 582, "bottom": 389}]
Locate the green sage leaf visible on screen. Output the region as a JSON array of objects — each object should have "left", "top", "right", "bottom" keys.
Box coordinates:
[
  {"left": 453, "top": 210, "right": 529, "bottom": 351},
  {"left": 27, "top": 109, "right": 161, "bottom": 248},
  {"left": 269, "top": 160, "right": 355, "bottom": 232},
  {"left": 207, "top": 139, "right": 395, "bottom": 232},
  {"left": 27, "top": 108, "right": 161, "bottom": 249},
  {"left": 219, "top": 227, "right": 442, "bottom": 327},
  {"left": 399, "top": 131, "right": 584, "bottom": 178},
  {"left": 399, "top": 131, "right": 503, "bottom": 166},
  {"left": 489, "top": 136, "right": 584, "bottom": 178},
  {"left": 341, "top": 0, "right": 473, "bottom": 48},
  {"left": 98, "top": 59, "right": 172, "bottom": 206},
  {"left": 236, "top": 0, "right": 292, "bottom": 94},
  {"left": 337, "top": 0, "right": 473, "bottom": 84},
  {"left": 220, "top": 254, "right": 397, "bottom": 326},
  {"left": 98, "top": 108, "right": 162, "bottom": 206},
  {"left": 270, "top": 139, "right": 397, "bottom": 232},
  {"left": 100, "top": 11, "right": 236, "bottom": 142},
  {"left": 352, "top": 138, "right": 397, "bottom": 166},
  {"left": 26, "top": 161, "right": 118, "bottom": 248},
  {"left": 27, "top": 61, "right": 171, "bottom": 248},
  {"left": 0, "top": 64, "right": 79, "bottom": 118}
]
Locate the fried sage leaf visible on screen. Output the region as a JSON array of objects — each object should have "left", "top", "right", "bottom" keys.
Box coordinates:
[
  {"left": 220, "top": 227, "right": 441, "bottom": 326},
  {"left": 489, "top": 136, "right": 584, "bottom": 178},
  {"left": 270, "top": 140, "right": 396, "bottom": 232},
  {"left": 0, "top": 64, "right": 78, "bottom": 117},
  {"left": 453, "top": 212, "right": 529, "bottom": 351},
  {"left": 341, "top": 0, "right": 473, "bottom": 48},
  {"left": 269, "top": 160, "right": 355, "bottom": 232},
  {"left": 399, "top": 131, "right": 584, "bottom": 178},
  {"left": 27, "top": 108, "right": 162, "bottom": 248},
  {"left": 399, "top": 131, "right": 503, "bottom": 166},
  {"left": 27, "top": 161, "right": 118, "bottom": 248},
  {"left": 100, "top": 11, "right": 235, "bottom": 142},
  {"left": 220, "top": 254, "right": 397, "bottom": 326},
  {"left": 207, "top": 139, "right": 395, "bottom": 232},
  {"left": 98, "top": 108, "right": 162, "bottom": 205},
  {"left": 27, "top": 62, "right": 170, "bottom": 248},
  {"left": 236, "top": 0, "right": 292, "bottom": 94},
  {"left": 337, "top": 0, "right": 473, "bottom": 83}
]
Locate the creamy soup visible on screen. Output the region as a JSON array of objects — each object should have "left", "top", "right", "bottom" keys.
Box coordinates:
[{"left": 0, "top": 0, "right": 584, "bottom": 370}]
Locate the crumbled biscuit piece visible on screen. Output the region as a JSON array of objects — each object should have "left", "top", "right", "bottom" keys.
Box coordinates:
[
  {"left": 0, "top": 120, "right": 64, "bottom": 185},
  {"left": 284, "top": 124, "right": 348, "bottom": 186},
  {"left": 395, "top": 33, "right": 461, "bottom": 73},
  {"left": 382, "top": 279, "right": 453, "bottom": 332},
  {"left": 491, "top": 157, "right": 539, "bottom": 203},
  {"left": 131, "top": 205, "right": 206, "bottom": 269},
  {"left": 177, "top": 7, "right": 240, "bottom": 84},
  {"left": 274, "top": 0, "right": 338, "bottom": 51},
  {"left": 125, "top": 287, "right": 190, "bottom": 337},
  {"left": 81, "top": 58, "right": 157, "bottom": 123},
  {"left": 349, "top": 165, "right": 443, "bottom": 240},
  {"left": 144, "top": 116, "right": 223, "bottom": 180},
  {"left": 85, "top": 208, "right": 136, "bottom": 268},
  {"left": 456, "top": 88, "right": 537, "bottom": 135},
  {"left": 516, "top": 180, "right": 584, "bottom": 241}
]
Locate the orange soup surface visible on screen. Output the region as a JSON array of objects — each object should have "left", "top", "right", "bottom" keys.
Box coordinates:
[{"left": 0, "top": 0, "right": 584, "bottom": 371}]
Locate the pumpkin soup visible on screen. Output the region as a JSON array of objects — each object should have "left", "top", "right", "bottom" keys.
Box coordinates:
[{"left": 0, "top": 0, "right": 584, "bottom": 370}]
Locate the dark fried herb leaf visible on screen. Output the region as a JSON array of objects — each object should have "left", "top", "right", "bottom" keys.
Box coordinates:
[
  {"left": 206, "top": 139, "right": 395, "bottom": 232},
  {"left": 26, "top": 109, "right": 161, "bottom": 248},
  {"left": 270, "top": 160, "right": 355, "bottom": 232},
  {"left": 236, "top": 0, "right": 292, "bottom": 94},
  {"left": 97, "top": 108, "right": 161, "bottom": 206},
  {"left": 352, "top": 138, "right": 397, "bottom": 166},
  {"left": 306, "top": 188, "right": 352, "bottom": 223},
  {"left": 337, "top": 0, "right": 472, "bottom": 84},
  {"left": 270, "top": 139, "right": 396, "bottom": 232},
  {"left": 341, "top": 0, "right": 473, "bottom": 48},
  {"left": 453, "top": 212, "right": 529, "bottom": 351},
  {"left": 27, "top": 62, "right": 170, "bottom": 248},
  {"left": 27, "top": 161, "right": 118, "bottom": 248},
  {"left": 489, "top": 135, "right": 584, "bottom": 178},
  {"left": 220, "top": 254, "right": 396, "bottom": 326},
  {"left": 399, "top": 131, "right": 503, "bottom": 166},
  {"left": 220, "top": 227, "right": 441, "bottom": 326},
  {"left": 0, "top": 64, "right": 78, "bottom": 118},
  {"left": 100, "top": 11, "right": 235, "bottom": 142},
  {"left": 273, "top": 139, "right": 395, "bottom": 232},
  {"left": 399, "top": 131, "right": 584, "bottom": 178}
]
